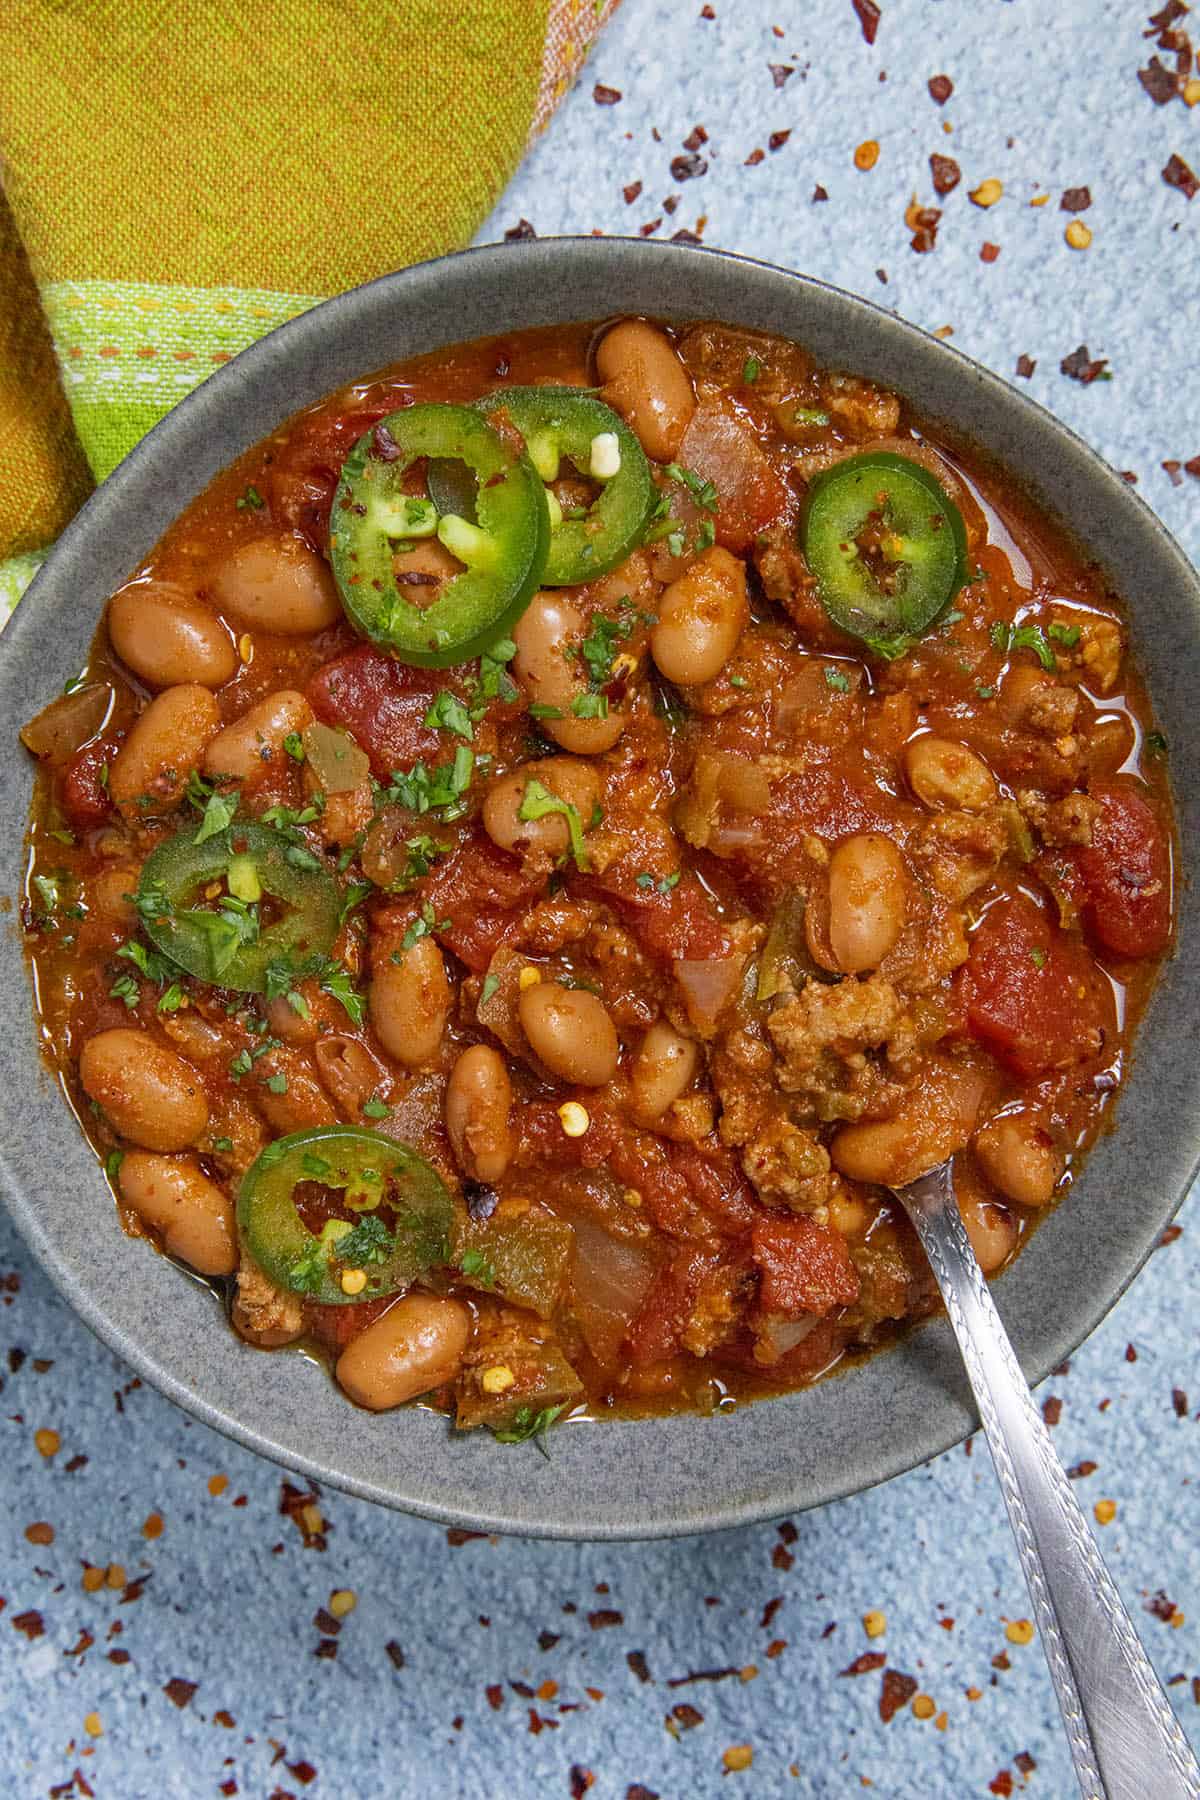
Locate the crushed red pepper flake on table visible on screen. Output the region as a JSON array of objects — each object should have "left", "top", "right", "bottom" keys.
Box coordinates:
[
  {"left": 671, "top": 1702, "right": 704, "bottom": 1730},
  {"left": 980, "top": 242, "right": 1000, "bottom": 263},
  {"left": 1139, "top": 56, "right": 1184, "bottom": 103},
  {"left": 1041, "top": 1394, "right": 1061, "bottom": 1423},
  {"left": 769, "top": 63, "right": 795, "bottom": 86},
  {"left": 813, "top": 182, "right": 829, "bottom": 200},
  {"left": 12, "top": 1608, "right": 45, "bottom": 1639},
  {"left": 639, "top": 218, "right": 662, "bottom": 236},
  {"left": 588, "top": 1609, "right": 623, "bottom": 1629},
  {"left": 1067, "top": 1459, "right": 1098, "bottom": 1478},
  {"left": 667, "top": 1666, "right": 740, "bottom": 1687},
  {"left": 1163, "top": 152, "right": 1199, "bottom": 197},
  {"left": 1147, "top": 1590, "right": 1183, "bottom": 1624},
  {"left": 622, "top": 181, "right": 642, "bottom": 204},
  {"left": 908, "top": 202, "right": 941, "bottom": 252},
  {"left": 1015, "top": 354, "right": 1037, "bottom": 379},
  {"left": 880, "top": 1669, "right": 918, "bottom": 1721},
  {"left": 1127, "top": 1342, "right": 1139, "bottom": 1362},
  {"left": 627, "top": 1650, "right": 653, "bottom": 1683},
  {"left": 671, "top": 153, "right": 707, "bottom": 181},
  {"left": 504, "top": 220, "right": 537, "bottom": 241},
  {"left": 593, "top": 83, "right": 621, "bottom": 105},
  {"left": 1160, "top": 1224, "right": 1184, "bottom": 1248},
  {"left": 1061, "top": 185, "right": 1092, "bottom": 211},
  {"left": 852, "top": 0, "right": 881, "bottom": 45},
  {"left": 928, "top": 72, "right": 953, "bottom": 102},
  {"left": 930, "top": 153, "right": 960, "bottom": 194},
  {"left": 1061, "top": 344, "right": 1110, "bottom": 384},
  {"left": 569, "top": 1768, "right": 595, "bottom": 1799},
  {"left": 1174, "top": 1388, "right": 1191, "bottom": 1416},
  {"left": 760, "top": 1596, "right": 784, "bottom": 1630},
  {"left": 840, "top": 1651, "right": 887, "bottom": 1676},
  {"left": 989, "top": 1773, "right": 1015, "bottom": 1798},
  {"left": 162, "top": 1678, "right": 197, "bottom": 1709}
]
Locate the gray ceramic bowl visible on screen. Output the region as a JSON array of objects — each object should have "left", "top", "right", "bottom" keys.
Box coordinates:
[{"left": 1, "top": 239, "right": 1197, "bottom": 1540}]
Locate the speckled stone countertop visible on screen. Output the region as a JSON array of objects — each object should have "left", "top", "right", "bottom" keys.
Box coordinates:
[{"left": 2, "top": 2, "right": 1197, "bottom": 1795}]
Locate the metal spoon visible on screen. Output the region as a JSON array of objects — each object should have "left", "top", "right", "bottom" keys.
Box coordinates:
[{"left": 892, "top": 1159, "right": 1200, "bottom": 1800}]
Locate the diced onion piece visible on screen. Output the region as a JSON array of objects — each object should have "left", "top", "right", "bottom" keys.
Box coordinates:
[
  {"left": 20, "top": 684, "right": 113, "bottom": 764},
  {"left": 301, "top": 721, "right": 370, "bottom": 794},
  {"left": 674, "top": 954, "right": 744, "bottom": 1037},
  {"left": 368, "top": 493, "right": 438, "bottom": 538}
]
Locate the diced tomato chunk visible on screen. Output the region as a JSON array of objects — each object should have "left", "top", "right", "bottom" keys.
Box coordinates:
[
  {"left": 957, "top": 891, "right": 1111, "bottom": 1078},
  {"left": 302, "top": 1291, "right": 395, "bottom": 1355},
  {"left": 750, "top": 1215, "right": 860, "bottom": 1317},
  {"left": 1064, "top": 782, "right": 1172, "bottom": 959},
  {"left": 426, "top": 836, "right": 541, "bottom": 972},
  {"left": 678, "top": 404, "right": 789, "bottom": 552},
  {"left": 307, "top": 645, "right": 444, "bottom": 777},
  {"left": 599, "top": 868, "right": 730, "bottom": 962},
  {"left": 625, "top": 1244, "right": 726, "bottom": 1364},
  {"left": 60, "top": 738, "right": 117, "bottom": 827}
]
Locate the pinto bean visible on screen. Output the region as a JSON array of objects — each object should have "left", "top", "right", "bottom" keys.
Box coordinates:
[
  {"left": 650, "top": 546, "right": 748, "bottom": 687},
  {"left": 80, "top": 1028, "right": 209, "bottom": 1151},
  {"left": 974, "top": 1113, "right": 1065, "bottom": 1209},
  {"left": 831, "top": 1058, "right": 987, "bottom": 1188},
  {"left": 630, "top": 1020, "right": 699, "bottom": 1119},
  {"left": 335, "top": 1294, "right": 471, "bottom": 1411},
  {"left": 109, "top": 684, "right": 220, "bottom": 818},
  {"left": 108, "top": 583, "right": 237, "bottom": 689},
  {"left": 518, "top": 980, "right": 619, "bottom": 1087},
  {"left": 203, "top": 690, "right": 313, "bottom": 782},
  {"left": 482, "top": 758, "right": 602, "bottom": 859},
  {"left": 370, "top": 935, "right": 450, "bottom": 1067},
  {"left": 445, "top": 1044, "right": 513, "bottom": 1184},
  {"left": 904, "top": 736, "right": 997, "bottom": 813},
  {"left": 827, "top": 832, "right": 909, "bottom": 974},
  {"left": 512, "top": 592, "right": 625, "bottom": 754},
  {"left": 117, "top": 1152, "right": 236, "bottom": 1276},
  {"left": 595, "top": 319, "right": 696, "bottom": 461},
  {"left": 208, "top": 534, "right": 342, "bottom": 636},
  {"left": 961, "top": 1195, "right": 1018, "bottom": 1274}
]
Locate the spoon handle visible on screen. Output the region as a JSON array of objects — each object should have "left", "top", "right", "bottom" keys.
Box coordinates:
[{"left": 899, "top": 1163, "right": 1200, "bottom": 1800}]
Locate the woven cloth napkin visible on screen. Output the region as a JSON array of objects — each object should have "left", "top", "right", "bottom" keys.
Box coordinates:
[{"left": 0, "top": 0, "right": 617, "bottom": 612}]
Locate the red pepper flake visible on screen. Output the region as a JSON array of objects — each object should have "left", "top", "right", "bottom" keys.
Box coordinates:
[
  {"left": 1014, "top": 1752, "right": 1038, "bottom": 1776},
  {"left": 930, "top": 153, "right": 961, "bottom": 194},
  {"left": 909, "top": 205, "right": 942, "bottom": 253},
  {"left": 671, "top": 229, "right": 703, "bottom": 244},
  {"left": 585, "top": 1607, "right": 623, "bottom": 1631},
  {"left": 812, "top": 183, "right": 829, "bottom": 201},
  {"left": 852, "top": 0, "right": 882, "bottom": 45},
  {"left": 821, "top": 1621, "right": 837, "bottom": 1639},
  {"left": 980, "top": 242, "right": 1001, "bottom": 263},
  {"left": 1061, "top": 344, "right": 1110, "bottom": 384},
  {"left": 989, "top": 1774, "right": 1014, "bottom": 1799},
  {"left": 8, "top": 1347, "right": 25, "bottom": 1372},
  {"left": 627, "top": 1649, "right": 653, "bottom": 1683},
  {"left": 314, "top": 1639, "right": 337, "bottom": 1659},
  {"left": 671, "top": 153, "right": 707, "bottom": 181},
  {"left": 1140, "top": 56, "right": 1183, "bottom": 103},
  {"left": 1163, "top": 153, "right": 1199, "bottom": 198},
  {"left": 107, "top": 1649, "right": 131, "bottom": 1665},
  {"left": 528, "top": 1707, "right": 559, "bottom": 1733},
  {"left": 385, "top": 1640, "right": 405, "bottom": 1670},
  {"left": 769, "top": 129, "right": 792, "bottom": 151},
  {"left": 662, "top": 195, "right": 679, "bottom": 214},
  {"left": 445, "top": 1527, "right": 488, "bottom": 1547},
  {"left": 840, "top": 1652, "right": 887, "bottom": 1676},
  {"left": 760, "top": 1596, "right": 784, "bottom": 1630},
  {"left": 1126, "top": 1343, "right": 1139, "bottom": 1362},
  {"left": 1193, "top": 1677, "right": 1200, "bottom": 1706},
  {"left": 1060, "top": 185, "right": 1092, "bottom": 211},
  {"left": 503, "top": 220, "right": 537, "bottom": 241},
  {"left": 623, "top": 181, "right": 643, "bottom": 204},
  {"left": 769, "top": 63, "right": 795, "bottom": 86},
  {"left": 12, "top": 1609, "right": 44, "bottom": 1639},
  {"left": 928, "top": 72, "right": 953, "bottom": 103},
  {"left": 938, "top": 1617, "right": 956, "bottom": 1631},
  {"left": 639, "top": 218, "right": 663, "bottom": 237},
  {"left": 700, "top": 2, "right": 715, "bottom": 15},
  {"left": 766, "top": 1639, "right": 787, "bottom": 1659},
  {"left": 627, "top": 1788, "right": 661, "bottom": 1800},
  {"left": 665, "top": 1666, "right": 739, "bottom": 1687},
  {"left": 1067, "top": 1459, "right": 1098, "bottom": 1478},
  {"left": 538, "top": 1630, "right": 561, "bottom": 1651},
  {"left": 1147, "top": 1590, "right": 1182, "bottom": 1623},
  {"left": 163, "top": 1677, "right": 197, "bottom": 1709},
  {"left": 313, "top": 1609, "right": 340, "bottom": 1636},
  {"left": 570, "top": 1769, "right": 595, "bottom": 1799},
  {"left": 1160, "top": 1224, "right": 1184, "bottom": 1247},
  {"left": 593, "top": 84, "right": 622, "bottom": 105},
  {"left": 213, "top": 1710, "right": 235, "bottom": 1728},
  {"left": 671, "top": 1702, "right": 705, "bottom": 1729},
  {"left": 745, "top": 148, "right": 766, "bottom": 167},
  {"left": 683, "top": 125, "right": 709, "bottom": 149},
  {"left": 777, "top": 1520, "right": 798, "bottom": 1544},
  {"left": 511, "top": 1680, "right": 536, "bottom": 1698},
  {"left": 64, "top": 1628, "right": 94, "bottom": 1657},
  {"left": 880, "top": 1668, "right": 918, "bottom": 1721},
  {"left": 1014, "top": 354, "right": 1037, "bottom": 381},
  {"left": 486, "top": 1684, "right": 504, "bottom": 1711},
  {"left": 286, "top": 1764, "right": 317, "bottom": 1787},
  {"left": 772, "top": 1543, "right": 795, "bottom": 1571}
]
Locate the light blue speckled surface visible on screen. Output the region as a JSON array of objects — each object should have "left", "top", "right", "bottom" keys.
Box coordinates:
[{"left": 2, "top": 2, "right": 1197, "bottom": 1794}]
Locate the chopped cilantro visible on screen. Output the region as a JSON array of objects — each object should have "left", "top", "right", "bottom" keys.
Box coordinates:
[
  {"left": 265, "top": 1071, "right": 289, "bottom": 1094},
  {"left": 104, "top": 1150, "right": 124, "bottom": 1183},
  {"left": 492, "top": 1403, "right": 568, "bottom": 1453},
  {"left": 339, "top": 879, "right": 373, "bottom": 923},
  {"left": 990, "top": 620, "right": 1055, "bottom": 671},
  {"left": 742, "top": 356, "right": 761, "bottom": 384},
  {"left": 1030, "top": 947, "right": 1047, "bottom": 970},
  {"left": 32, "top": 874, "right": 59, "bottom": 914},
  {"left": 109, "top": 973, "right": 140, "bottom": 1010},
  {"left": 824, "top": 667, "right": 851, "bottom": 693},
  {"left": 284, "top": 843, "right": 323, "bottom": 873},
  {"left": 335, "top": 1214, "right": 394, "bottom": 1267},
  {"left": 399, "top": 901, "right": 450, "bottom": 953},
  {"left": 1047, "top": 622, "right": 1081, "bottom": 649},
  {"left": 976, "top": 684, "right": 996, "bottom": 700},
  {"left": 236, "top": 484, "right": 265, "bottom": 511},
  {"left": 518, "top": 779, "right": 589, "bottom": 870},
  {"left": 228, "top": 1049, "right": 254, "bottom": 1080},
  {"left": 184, "top": 768, "right": 214, "bottom": 810},
  {"left": 729, "top": 674, "right": 749, "bottom": 690},
  {"left": 528, "top": 702, "right": 565, "bottom": 720},
  {"left": 1145, "top": 731, "right": 1168, "bottom": 759},
  {"left": 212, "top": 1137, "right": 234, "bottom": 1154},
  {"left": 792, "top": 406, "right": 830, "bottom": 428},
  {"left": 863, "top": 631, "right": 918, "bottom": 663},
  {"left": 459, "top": 1248, "right": 496, "bottom": 1286},
  {"left": 695, "top": 518, "right": 716, "bottom": 552},
  {"left": 116, "top": 939, "right": 172, "bottom": 984},
  {"left": 130, "top": 880, "right": 172, "bottom": 926},
  {"left": 157, "top": 982, "right": 187, "bottom": 1013},
  {"left": 579, "top": 613, "right": 633, "bottom": 689},
  {"left": 319, "top": 962, "right": 365, "bottom": 1027},
  {"left": 62, "top": 674, "right": 86, "bottom": 695},
  {"left": 663, "top": 463, "right": 719, "bottom": 513},
  {"left": 381, "top": 748, "right": 474, "bottom": 820},
  {"left": 289, "top": 1239, "right": 328, "bottom": 1295},
  {"left": 570, "top": 692, "right": 609, "bottom": 719},
  {"left": 301, "top": 1152, "right": 334, "bottom": 1180},
  {"left": 282, "top": 731, "right": 306, "bottom": 763},
  {"left": 424, "top": 690, "right": 475, "bottom": 741},
  {"left": 193, "top": 788, "right": 239, "bottom": 845},
  {"left": 480, "top": 973, "right": 500, "bottom": 1006},
  {"left": 362, "top": 1095, "right": 390, "bottom": 1119}
]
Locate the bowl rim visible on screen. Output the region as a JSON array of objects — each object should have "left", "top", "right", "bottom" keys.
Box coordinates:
[{"left": 2, "top": 235, "right": 1198, "bottom": 1541}]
